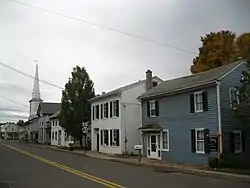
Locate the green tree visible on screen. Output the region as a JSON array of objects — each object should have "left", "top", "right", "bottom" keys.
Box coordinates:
[
  {"left": 59, "top": 66, "right": 95, "bottom": 147},
  {"left": 190, "top": 30, "right": 250, "bottom": 74},
  {"left": 16, "top": 120, "right": 25, "bottom": 127},
  {"left": 235, "top": 55, "right": 250, "bottom": 129}
]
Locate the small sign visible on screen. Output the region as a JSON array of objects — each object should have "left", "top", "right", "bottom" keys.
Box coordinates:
[
  {"left": 209, "top": 136, "right": 218, "bottom": 152},
  {"left": 134, "top": 144, "right": 142, "bottom": 150}
]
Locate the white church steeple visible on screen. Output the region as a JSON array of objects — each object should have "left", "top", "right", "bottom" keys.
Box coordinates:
[{"left": 29, "top": 62, "right": 43, "bottom": 120}]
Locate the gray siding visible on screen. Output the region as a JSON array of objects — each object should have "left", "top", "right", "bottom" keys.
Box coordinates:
[
  {"left": 142, "top": 85, "right": 219, "bottom": 164},
  {"left": 219, "top": 63, "right": 247, "bottom": 153}
]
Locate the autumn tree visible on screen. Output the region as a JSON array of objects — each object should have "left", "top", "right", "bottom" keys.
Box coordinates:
[
  {"left": 191, "top": 30, "right": 250, "bottom": 74},
  {"left": 59, "top": 66, "right": 95, "bottom": 147}
]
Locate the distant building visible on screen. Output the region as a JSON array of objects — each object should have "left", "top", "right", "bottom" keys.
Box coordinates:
[{"left": 1, "top": 123, "right": 26, "bottom": 140}]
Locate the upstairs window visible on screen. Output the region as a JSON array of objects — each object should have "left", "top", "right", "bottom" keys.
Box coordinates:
[
  {"left": 147, "top": 100, "right": 159, "bottom": 117},
  {"left": 229, "top": 88, "right": 239, "bottom": 109},
  {"left": 92, "top": 106, "right": 95, "bottom": 120},
  {"left": 110, "top": 100, "right": 119, "bottom": 117},
  {"left": 190, "top": 91, "right": 208, "bottom": 113},
  {"left": 95, "top": 105, "right": 99, "bottom": 119},
  {"left": 103, "top": 103, "right": 109, "bottom": 118}
]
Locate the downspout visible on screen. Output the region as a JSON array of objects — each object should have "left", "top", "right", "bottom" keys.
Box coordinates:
[{"left": 216, "top": 81, "right": 223, "bottom": 153}]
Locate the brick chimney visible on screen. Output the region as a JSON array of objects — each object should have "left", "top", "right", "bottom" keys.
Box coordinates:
[{"left": 146, "top": 69, "right": 153, "bottom": 91}]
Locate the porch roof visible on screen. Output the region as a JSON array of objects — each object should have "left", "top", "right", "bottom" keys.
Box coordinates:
[{"left": 138, "top": 123, "right": 163, "bottom": 131}]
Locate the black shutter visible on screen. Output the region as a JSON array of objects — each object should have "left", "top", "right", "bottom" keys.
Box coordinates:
[
  {"left": 92, "top": 106, "right": 95, "bottom": 120},
  {"left": 96, "top": 105, "right": 99, "bottom": 119},
  {"left": 107, "top": 130, "right": 109, "bottom": 145},
  {"left": 155, "top": 100, "right": 159, "bottom": 116},
  {"left": 147, "top": 101, "right": 150, "bottom": 117},
  {"left": 202, "top": 91, "right": 208, "bottom": 111},
  {"left": 190, "top": 94, "right": 195, "bottom": 113},
  {"left": 110, "top": 130, "right": 113, "bottom": 146},
  {"left": 110, "top": 102, "right": 113, "bottom": 117},
  {"left": 229, "top": 132, "right": 235, "bottom": 153},
  {"left": 191, "top": 129, "right": 196, "bottom": 152},
  {"left": 116, "top": 129, "right": 120, "bottom": 146},
  {"left": 242, "top": 131, "right": 246, "bottom": 153},
  {"left": 204, "top": 129, "right": 210, "bottom": 154},
  {"left": 116, "top": 100, "right": 119, "bottom": 117},
  {"left": 100, "top": 130, "right": 103, "bottom": 145},
  {"left": 105, "top": 103, "right": 109, "bottom": 118},
  {"left": 101, "top": 104, "right": 103, "bottom": 119}
]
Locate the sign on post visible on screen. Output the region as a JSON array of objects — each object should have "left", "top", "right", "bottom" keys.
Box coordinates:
[
  {"left": 208, "top": 136, "right": 218, "bottom": 153},
  {"left": 82, "top": 122, "right": 88, "bottom": 134}
]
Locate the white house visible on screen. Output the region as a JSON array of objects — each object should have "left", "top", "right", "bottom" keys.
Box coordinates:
[
  {"left": 89, "top": 71, "right": 162, "bottom": 155},
  {"left": 50, "top": 111, "right": 74, "bottom": 147}
]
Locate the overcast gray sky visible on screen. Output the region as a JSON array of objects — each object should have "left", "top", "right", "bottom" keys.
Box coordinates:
[{"left": 0, "top": 0, "right": 250, "bottom": 122}]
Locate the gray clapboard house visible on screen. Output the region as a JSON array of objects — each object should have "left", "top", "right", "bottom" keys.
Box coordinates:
[{"left": 138, "top": 60, "right": 248, "bottom": 165}]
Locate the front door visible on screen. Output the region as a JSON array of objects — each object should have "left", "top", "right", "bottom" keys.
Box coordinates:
[{"left": 148, "top": 134, "right": 160, "bottom": 159}]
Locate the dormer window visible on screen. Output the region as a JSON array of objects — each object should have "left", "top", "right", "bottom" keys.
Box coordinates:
[{"left": 152, "top": 81, "right": 158, "bottom": 87}]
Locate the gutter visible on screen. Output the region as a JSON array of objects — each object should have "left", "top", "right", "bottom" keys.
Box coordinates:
[
  {"left": 216, "top": 81, "right": 223, "bottom": 153},
  {"left": 88, "top": 92, "right": 121, "bottom": 103}
]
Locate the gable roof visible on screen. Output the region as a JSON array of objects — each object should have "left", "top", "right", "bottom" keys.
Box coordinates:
[
  {"left": 89, "top": 76, "right": 162, "bottom": 103},
  {"left": 37, "top": 102, "right": 61, "bottom": 116},
  {"left": 139, "top": 60, "right": 245, "bottom": 100},
  {"left": 50, "top": 111, "right": 60, "bottom": 119}
]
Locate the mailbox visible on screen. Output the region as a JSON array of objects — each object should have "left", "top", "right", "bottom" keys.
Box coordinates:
[{"left": 134, "top": 144, "right": 142, "bottom": 150}]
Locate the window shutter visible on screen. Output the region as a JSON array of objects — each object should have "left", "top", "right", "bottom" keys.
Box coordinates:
[
  {"left": 242, "top": 131, "right": 246, "bottom": 153},
  {"left": 101, "top": 104, "right": 103, "bottom": 119},
  {"left": 110, "top": 130, "right": 113, "bottom": 146},
  {"left": 147, "top": 101, "right": 150, "bottom": 117},
  {"left": 155, "top": 100, "right": 159, "bottom": 116},
  {"left": 191, "top": 129, "right": 196, "bottom": 153},
  {"left": 92, "top": 106, "right": 95, "bottom": 120},
  {"left": 96, "top": 105, "right": 99, "bottom": 119},
  {"left": 116, "top": 129, "right": 120, "bottom": 146},
  {"left": 116, "top": 100, "right": 119, "bottom": 117},
  {"left": 202, "top": 91, "right": 208, "bottom": 111},
  {"left": 105, "top": 103, "right": 109, "bottom": 118},
  {"left": 190, "top": 94, "right": 195, "bottom": 113},
  {"left": 204, "top": 129, "right": 210, "bottom": 154},
  {"left": 110, "top": 102, "right": 113, "bottom": 117},
  {"left": 229, "top": 132, "right": 235, "bottom": 153},
  {"left": 100, "top": 130, "right": 103, "bottom": 145}
]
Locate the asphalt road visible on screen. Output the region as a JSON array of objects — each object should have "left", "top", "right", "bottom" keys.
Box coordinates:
[{"left": 0, "top": 142, "right": 249, "bottom": 188}]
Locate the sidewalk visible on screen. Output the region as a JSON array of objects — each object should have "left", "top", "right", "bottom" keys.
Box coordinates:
[{"left": 10, "top": 141, "right": 250, "bottom": 183}]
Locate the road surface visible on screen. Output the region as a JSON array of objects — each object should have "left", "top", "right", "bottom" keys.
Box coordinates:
[{"left": 0, "top": 142, "right": 249, "bottom": 188}]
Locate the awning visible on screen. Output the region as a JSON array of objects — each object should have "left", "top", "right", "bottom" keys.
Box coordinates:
[{"left": 138, "top": 124, "right": 163, "bottom": 132}]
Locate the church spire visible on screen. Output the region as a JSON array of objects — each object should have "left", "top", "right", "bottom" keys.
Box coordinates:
[{"left": 32, "top": 63, "right": 41, "bottom": 99}]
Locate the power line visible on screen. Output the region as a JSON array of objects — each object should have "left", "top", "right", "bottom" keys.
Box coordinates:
[
  {"left": 0, "top": 61, "right": 64, "bottom": 89},
  {"left": 0, "top": 94, "right": 29, "bottom": 108},
  {"left": 6, "top": 0, "right": 197, "bottom": 55},
  {"left": 0, "top": 107, "right": 29, "bottom": 113}
]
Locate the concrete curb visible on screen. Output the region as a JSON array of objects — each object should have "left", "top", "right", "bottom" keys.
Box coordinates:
[{"left": 20, "top": 142, "right": 250, "bottom": 183}]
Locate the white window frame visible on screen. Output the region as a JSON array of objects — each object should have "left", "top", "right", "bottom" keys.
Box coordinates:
[
  {"left": 149, "top": 100, "right": 156, "bottom": 117},
  {"left": 229, "top": 88, "right": 240, "bottom": 109},
  {"left": 103, "top": 103, "right": 108, "bottom": 119},
  {"left": 110, "top": 129, "right": 119, "bottom": 146},
  {"left": 195, "top": 128, "right": 205, "bottom": 154},
  {"left": 103, "top": 129, "right": 109, "bottom": 146},
  {"left": 194, "top": 91, "right": 203, "bottom": 113},
  {"left": 112, "top": 101, "right": 118, "bottom": 117},
  {"left": 234, "top": 130, "right": 242, "bottom": 153},
  {"left": 161, "top": 129, "right": 169, "bottom": 151}
]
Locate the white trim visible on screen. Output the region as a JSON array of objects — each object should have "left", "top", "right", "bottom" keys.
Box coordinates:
[
  {"left": 195, "top": 128, "right": 205, "bottom": 154},
  {"left": 160, "top": 129, "right": 169, "bottom": 151},
  {"left": 149, "top": 100, "right": 156, "bottom": 117},
  {"left": 216, "top": 81, "right": 223, "bottom": 153},
  {"left": 193, "top": 91, "right": 203, "bottom": 113},
  {"left": 233, "top": 130, "right": 242, "bottom": 153},
  {"left": 218, "top": 61, "right": 246, "bottom": 80}
]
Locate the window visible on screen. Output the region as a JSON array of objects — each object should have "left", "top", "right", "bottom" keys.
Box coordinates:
[
  {"left": 161, "top": 130, "right": 169, "bottom": 151},
  {"left": 110, "top": 100, "right": 119, "bottom": 117},
  {"left": 195, "top": 129, "right": 205, "bottom": 153},
  {"left": 52, "top": 131, "right": 54, "bottom": 140},
  {"left": 110, "top": 129, "right": 120, "bottom": 146},
  {"left": 149, "top": 100, "right": 156, "bottom": 117},
  {"left": 152, "top": 81, "right": 158, "bottom": 87},
  {"left": 234, "top": 131, "right": 242, "bottom": 153},
  {"left": 229, "top": 88, "right": 239, "bottom": 109},
  {"left": 194, "top": 91, "right": 203, "bottom": 112},
  {"left": 103, "top": 129, "right": 109, "bottom": 145},
  {"left": 95, "top": 105, "right": 100, "bottom": 119},
  {"left": 103, "top": 103, "right": 108, "bottom": 118},
  {"left": 55, "top": 131, "right": 57, "bottom": 140},
  {"left": 92, "top": 106, "right": 95, "bottom": 120}
]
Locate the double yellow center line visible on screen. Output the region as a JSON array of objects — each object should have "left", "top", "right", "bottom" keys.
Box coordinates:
[{"left": 5, "top": 144, "right": 125, "bottom": 188}]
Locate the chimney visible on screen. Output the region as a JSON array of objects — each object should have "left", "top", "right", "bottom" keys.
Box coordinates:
[
  {"left": 102, "top": 92, "right": 106, "bottom": 95},
  {"left": 146, "top": 69, "right": 153, "bottom": 91}
]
